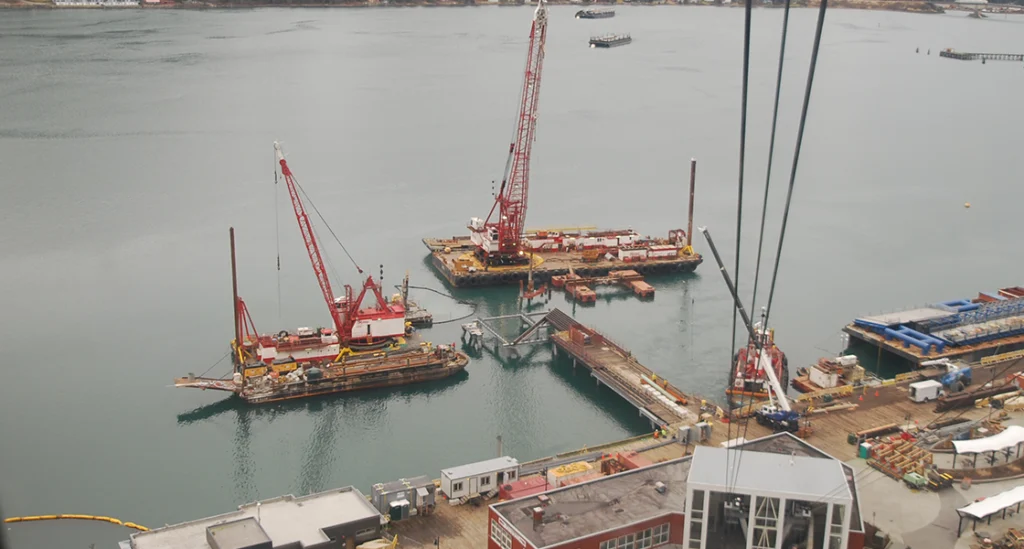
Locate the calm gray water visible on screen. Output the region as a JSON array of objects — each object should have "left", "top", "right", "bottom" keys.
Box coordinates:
[{"left": 1, "top": 6, "right": 1023, "bottom": 547}]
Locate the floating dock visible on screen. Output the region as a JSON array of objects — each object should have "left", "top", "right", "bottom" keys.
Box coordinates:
[
  {"left": 939, "top": 49, "right": 1024, "bottom": 62},
  {"left": 552, "top": 269, "right": 654, "bottom": 303},
  {"left": 844, "top": 285, "right": 1024, "bottom": 370}
]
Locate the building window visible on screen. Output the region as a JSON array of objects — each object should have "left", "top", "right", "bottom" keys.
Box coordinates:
[
  {"left": 599, "top": 539, "right": 617, "bottom": 549},
  {"left": 453, "top": 482, "right": 463, "bottom": 493},
  {"left": 508, "top": 471, "right": 516, "bottom": 480},
  {"left": 753, "top": 496, "right": 780, "bottom": 549},
  {"left": 491, "top": 520, "right": 512, "bottom": 549},
  {"left": 829, "top": 504, "right": 845, "bottom": 549},
  {"left": 355, "top": 527, "right": 376, "bottom": 541},
  {"left": 653, "top": 523, "right": 670, "bottom": 546},
  {"left": 481, "top": 476, "right": 492, "bottom": 487},
  {"left": 637, "top": 528, "right": 653, "bottom": 549},
  {"left": 616, "top": 532, "right": 635, "bottom": 549}
]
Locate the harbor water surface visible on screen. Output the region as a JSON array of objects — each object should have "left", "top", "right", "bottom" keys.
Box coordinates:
[{"left": 1, "top": 6, "right": 1023, "bottom": 548}]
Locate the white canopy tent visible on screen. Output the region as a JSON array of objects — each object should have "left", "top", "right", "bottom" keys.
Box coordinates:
[
  {"left": 956, "top": 485, "right": 1024, "bottom": 536},
  {"left": 953, "top": 425, "right": 1024, "bottom": 455}
]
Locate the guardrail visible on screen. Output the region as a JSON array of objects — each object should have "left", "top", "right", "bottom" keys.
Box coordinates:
[
  {"left": 794, "top": 385, "right": 855, "bottom": 402},
  {"left": 982, "top": 349, "right": 1024, "bottom": 366}
]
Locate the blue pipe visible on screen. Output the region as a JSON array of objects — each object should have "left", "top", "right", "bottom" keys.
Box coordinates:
[
  {"left": 883, "top": 327, "right": 932, "bottom": 353},
  {"left": 898, "top": 327, "right": 947, "bottom": 353}
]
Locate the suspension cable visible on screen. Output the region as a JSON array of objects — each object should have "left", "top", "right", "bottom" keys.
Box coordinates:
[
  {"left": 749, "top": 0, "right": 792, "bottom": 313},
  {"left": 275, "top": 160, "right": 283, "bottom": 325},
  {"left": 725, "top": 0, "right": 756, "bottom": 500},
  {"left": 732, "top": 0, "right": 830, "bottom": 495}
]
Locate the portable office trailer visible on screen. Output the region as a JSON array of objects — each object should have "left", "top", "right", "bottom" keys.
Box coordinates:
[
  {"left": 370, "top": 475, "right": 436, "bottom": 520},
  {"left": 440, "top": 456, "right": 519, "bottom": 501}
]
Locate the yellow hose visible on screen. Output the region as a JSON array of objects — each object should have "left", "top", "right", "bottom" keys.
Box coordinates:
[{"left": 3, "top": 515, "right": 147, "bottom": 531}]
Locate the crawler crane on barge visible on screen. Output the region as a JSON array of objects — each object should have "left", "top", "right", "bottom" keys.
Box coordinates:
[{"left": 175, "top": 144, "right": 467, "bottom": 404}]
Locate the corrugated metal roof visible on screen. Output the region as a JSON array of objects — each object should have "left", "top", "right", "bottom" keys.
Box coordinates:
[
  {"left": 688, "top": 447, "right": 852, "bottom": 503},
  {"left": 442, "top": 456, "right": 518, "bottom": 480},
  {"left": 856, "top": 307, "right": 953, "bottom": 327}
]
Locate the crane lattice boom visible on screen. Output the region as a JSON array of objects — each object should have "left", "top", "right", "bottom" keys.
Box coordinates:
[
  {"left": 474, "top": 0, "right": 548, "bottom": 264},
  {"left": 274, "top": 142, "right": 346, "bottom": 339}
]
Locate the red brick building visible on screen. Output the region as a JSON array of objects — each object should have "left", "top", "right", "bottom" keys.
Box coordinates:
[{"left": 487, "top": 433, "right": 864, "bottom": 549}]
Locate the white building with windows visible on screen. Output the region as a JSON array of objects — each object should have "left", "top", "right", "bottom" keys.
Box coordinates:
[
  {"left": 487, "top": 433, "right": 865, "bottom": 549},
  {"left": 684, "top": 446, "right": 854, "bottom": 549}
]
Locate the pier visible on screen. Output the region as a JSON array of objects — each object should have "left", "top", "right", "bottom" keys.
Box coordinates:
[
  {"left": 550, "top": 321, "right": 696, "bottom": 427},
  {"left": 939, "top": 49, "right": 1024, "bottom": 62}
]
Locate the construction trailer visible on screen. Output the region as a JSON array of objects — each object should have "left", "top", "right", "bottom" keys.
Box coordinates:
[{"left": 440, "top": 456, "right": 520, "bottom": 502}]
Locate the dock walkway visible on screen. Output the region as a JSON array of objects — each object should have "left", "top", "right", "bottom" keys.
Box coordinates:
[{"left": 549, "top": 320, "right": 696, "bottom": 427}]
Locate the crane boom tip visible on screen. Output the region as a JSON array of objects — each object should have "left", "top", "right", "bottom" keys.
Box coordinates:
[{"left": 273, "top": 141, "right": 286, "bottom": 163}]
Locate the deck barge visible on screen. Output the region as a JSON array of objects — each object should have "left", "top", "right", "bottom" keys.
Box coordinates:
[
  {"left": 844, "top": 285, "right": 1024, "bottom": 370},
  {"left": 423, "top": 239, "right": 701, "bottom": 288}
]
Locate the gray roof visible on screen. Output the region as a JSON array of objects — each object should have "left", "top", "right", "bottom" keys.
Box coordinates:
[
  {"left": 442, "top": 456, "right": 518, "bottom": 480},
  {"left": 732, "top": 432, "right": 862, "bottom": 531},
  {"left": 855, "top": 307, "right": 953, "bottom": 327},
  {"left": 374, "top": 475, "right": 434, "bottom": 495},
  {"left": 128, "top": 487, "right": 381, "bottom": 549},
  {"left": 491, "top": 457, "right": 692, "bottom": 549},
  {"left": 688, "top": 446, "right": 852, "bottom": 504}
]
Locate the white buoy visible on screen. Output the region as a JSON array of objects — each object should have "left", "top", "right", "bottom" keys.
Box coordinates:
[{"left": 965, "top": 202, "right": 972, "bottom": 209}]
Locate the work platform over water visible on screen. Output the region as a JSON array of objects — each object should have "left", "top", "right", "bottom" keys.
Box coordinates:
[
  {"left": 845, "top": 285, "right": 1024, "bottom": 370},
  {"left": 423, "top": 238, "right": 701, "bottom": 288}
]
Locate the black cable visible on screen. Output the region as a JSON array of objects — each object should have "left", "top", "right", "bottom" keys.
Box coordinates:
[
  {"left": 291, "top": 177, "right": 364, "bottom": 276},
  {"left": 761, "top": 0, "right": 828, "bottom": 328},
  {"left": 725, "top": 0, "right": 756, "bottom": 501},
  {"left": 733, "top": 0, "right": 829, "bottom": 495},
  {"left": 404, "top": 285, "right": 480, "bottom": 325},
  {"left": 750, "top": 0, "right": 792, "bottom": 313}
]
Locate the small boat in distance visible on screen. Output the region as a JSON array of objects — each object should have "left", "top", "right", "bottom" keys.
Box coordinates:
[
  {"left": 590, "top": 34, "right": 632, "bottom": 48},
  {"left": 576, "top": 8, "right": 614, "bottom": 19}
]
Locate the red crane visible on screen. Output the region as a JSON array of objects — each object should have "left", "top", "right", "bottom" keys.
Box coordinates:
[
  {"left": 470, "top": 0, "right": 549, "bottom": 266},
  {"left": 274, "top": 142, "right": 401, "bottom": 347}
]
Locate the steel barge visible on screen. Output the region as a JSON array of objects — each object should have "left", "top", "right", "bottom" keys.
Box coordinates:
[
  {"left": 575, "top": 8, "right": 614, "bottom": 18},
  {"left": 590, "top": 34, "right": 631, "bottom": 48},
  {"left": 844, "top": 285, "right": 1024, "bottom": 371},
  {"left": 175, "top": 144, "right": 469, "bottom": 404},
  {"left": 425, "top": 3, "right": 698, "bottom": 289}
]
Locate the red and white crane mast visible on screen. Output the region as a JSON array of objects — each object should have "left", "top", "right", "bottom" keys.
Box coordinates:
[{"left": 470, "top": 0, "right": 548, "bottom": 266}]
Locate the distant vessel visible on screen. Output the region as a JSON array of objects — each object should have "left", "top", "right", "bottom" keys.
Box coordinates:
[
  {"left": 576, "top": 8, "right": 614, "bottom": 19},
  {"left": 727, "top": 321, "right": 788, "bottom": 401},
  {"left": 590, "top": 34, "right": 632, "bottom": 48}
]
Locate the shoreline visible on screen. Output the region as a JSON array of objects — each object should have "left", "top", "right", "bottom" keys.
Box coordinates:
[{"left": 1, "top": 0, "right": 998, "bottom": 13}]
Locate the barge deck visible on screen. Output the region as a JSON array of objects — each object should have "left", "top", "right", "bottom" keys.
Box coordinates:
[
  {"left": 423, "top": 239, "right": 701, "bottom": 288},
  {"left": 844, "top": 285, "right": 1024, "bottom": 370}
]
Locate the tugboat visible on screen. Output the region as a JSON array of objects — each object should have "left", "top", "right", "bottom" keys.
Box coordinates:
[
  {"left": 576, "top": 8, "right": 614, "bottom": 18},
  {"left": 590, "top": 34, "right": 632, "bottom": 48},
  {"left": 726, "top": 320, "right": 788, "bottom": 402}
]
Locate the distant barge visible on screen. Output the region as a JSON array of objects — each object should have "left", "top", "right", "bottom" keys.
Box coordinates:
[
  {"left": 590, "top": 34, "right": 631, "bottom": 48},
  {"left": 575, "top": 8, "right": 614, "bottom": 18},
  {"left": 423, "top": 230, "right": 701, "bottom": 288},
  {"left": 175, "top": 228, "right": 468, "bottom": 405},
  {"left": 844, "top": 285, "right": 1024, "bottom": 370}
]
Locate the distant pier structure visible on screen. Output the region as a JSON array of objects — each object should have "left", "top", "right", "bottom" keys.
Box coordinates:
[{"left": 939, "top": 49, "right": 1024, "bottom": 62}]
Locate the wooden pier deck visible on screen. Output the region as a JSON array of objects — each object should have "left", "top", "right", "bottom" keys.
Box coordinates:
[
  {"left": 386, "top": 315, "right": 1022, "bottom": 549},
  {"left": 550, "top": 326, "right": 698, "bottom": 427}
]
